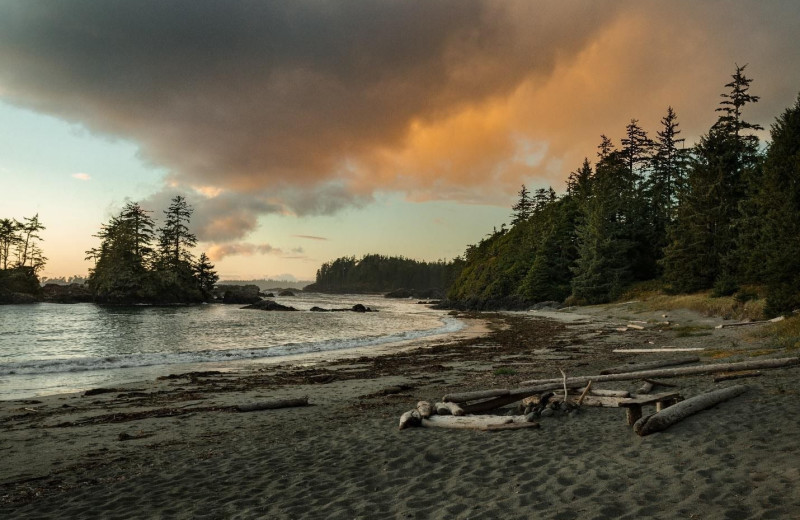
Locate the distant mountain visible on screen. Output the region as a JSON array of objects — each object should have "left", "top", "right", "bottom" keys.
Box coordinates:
[{"left": 217, "top": 279, "right": 312, "bottom": 291}]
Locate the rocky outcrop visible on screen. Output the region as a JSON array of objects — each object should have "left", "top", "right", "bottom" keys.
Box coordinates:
[
  {"left": 385, "top": 288, "right": 444, "bottom": 299},
  {"left": 42, "top": 283, "right": 93, "bottom": 303},
  {"left": 309, "top": 304, "right": 377, "bottom": 312},
  {"left": 278, "top": 290, "right": 295, "bottom": 297},
  {"left": 215, "top": 284, "right": 261, "bottom": 304},
  {"left": 242, "top": 300, "right": 297, "bottom": 311}
]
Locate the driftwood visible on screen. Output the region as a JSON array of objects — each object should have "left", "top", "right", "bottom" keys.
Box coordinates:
[
  {"left": 435, "top": 402, "right": 465, "bottom": 416},
  {"left": 633, "top": 385, "right": 749, "bottom": 436},
  {"left": 442, "top": 389, "right": 509, "bottom": 403},
  {"left": 416, "top": 401, "right": 434, "bottom": 418},
  {"left": 520, "top": 357, "right": 800, "bottom": 387},
  {"left": 713, "top": 370, "right": 762, "bottom": 383},
  {"left": 613, "top": 348, "right": 704, "bottom": 353},
  {"left": 589, "top": 389, "right": 630, "bottom": 397},
  {"left": 576, "top": 381, "right": 592, "bottom": 406},
  {"left": 421, "top": 415, "right": 532, "bottom": 430},
  {"left": 637, "top": 381, "right": 654, "bottom": 394},
  {"left": 627, "top": 323, "right": 646, "bottom": 330},
  {"left": 619, "top": 392, "right": 682, "bottom": 425},
  {"left": 236, "top": 397, "right": 308, "bottom": 412},
  {"left": 399, "top": 410, "right": 421, "bottom": 430},
  {"left": 601, "top": 358, "right": 700, "bottom": 375}
]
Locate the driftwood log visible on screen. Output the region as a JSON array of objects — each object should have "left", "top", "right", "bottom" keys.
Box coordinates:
[
  {"left": 399, "top": 410, "right": 422, "bottom": 430},
  {"left": 435, "top": 402, "right": 465, "bottom": 416},
  {"left": 600, "top": 357, "right": 700, "bottom": 375},
  {"left": 442, "top": 389, "right": 510, "bottom": 403},
  {"left": 236, "top": 397, "right": 309, "bottom": 412},
  {"left": 520, "top": 357, "right": 800, "bottom": 387},
  {"left": 713, "top": 371, "right": 762, "bottom": 383},
  {"left": 633, "top": 385, "right": 749, "bottom": 436},
  {"left": 421, "top": 414, "right": 534, "bottom": 430},
  {"left": 416, "top": 401, "right": 434, "bottom": 418}
]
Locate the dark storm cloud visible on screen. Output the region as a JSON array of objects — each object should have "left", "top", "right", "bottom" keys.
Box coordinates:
[{"left": 1, "top": 0, "right": 800, "bottom": 246}]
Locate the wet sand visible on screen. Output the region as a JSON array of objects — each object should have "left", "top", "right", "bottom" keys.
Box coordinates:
[{"left": 2, "top": 305, "right": 799, "bottom": 519}]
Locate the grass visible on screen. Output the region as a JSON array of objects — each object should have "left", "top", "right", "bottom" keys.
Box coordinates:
[
  {"left": 617, "top": 282, "right": 767, "bottom": 321},
  {"left": 749, "top": 314, "right": 800, "bottom": 352}
]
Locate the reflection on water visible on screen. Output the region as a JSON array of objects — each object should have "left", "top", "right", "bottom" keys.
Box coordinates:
[{"left": 0, "top": 294, "right": 457, "bottom": 399}]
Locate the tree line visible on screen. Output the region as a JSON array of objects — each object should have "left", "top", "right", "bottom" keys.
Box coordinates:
[
  {"left": 0, "top": 214, "right": 46, "bottom": 301},
  {"left": 448, "top": 65, "right": 800, "bottom": 316},
  {"left": 85, "top": 195, "right": 218, "bottom": 303},
  {"left": 305, "top": 254, "right": 462, "bottom": 296}
]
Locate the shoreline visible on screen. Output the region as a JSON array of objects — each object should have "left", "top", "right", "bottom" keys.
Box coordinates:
[{"left": 3, "top": 305, "right": 800, "bottom": 518}]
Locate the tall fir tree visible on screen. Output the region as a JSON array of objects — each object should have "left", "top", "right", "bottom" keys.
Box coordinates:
[
  {"left": 662, "top": 65, "right": 762, "bottom": 293},
  {"left": 511, "top": 184, "right": 533, "bottom": 225}
]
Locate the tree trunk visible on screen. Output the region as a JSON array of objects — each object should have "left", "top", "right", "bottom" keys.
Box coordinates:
[
  {"left": 442, "top": 389, "right": 510, "bottom": 403},
  {"left": 633, "top": 385, "right": 748, "bottom": 436}
]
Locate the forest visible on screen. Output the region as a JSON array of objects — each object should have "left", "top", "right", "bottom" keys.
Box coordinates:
[
  {"left": 305, "top": 254, "right": 462, "bottom": 297},
  {"left": 0, "top": 214, "right": 46, "bottom": 302},
  {"left": 447, "top": 65, "right": 800, "bottom": 316}
]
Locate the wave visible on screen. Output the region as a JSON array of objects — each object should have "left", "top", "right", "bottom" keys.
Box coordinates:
[{"left": 0, "top": 316, "right": 464, "bottom": 376}]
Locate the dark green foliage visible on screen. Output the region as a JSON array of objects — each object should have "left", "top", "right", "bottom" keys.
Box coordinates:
[
  {"left": 751, "top": 94, "right": 800, "bottom": 316},
  {"left": 0, "top": 266, "right": 42, "bottom": 303},
  {"left": 86, "top": 197, "right": 216, "bottom": 304},
  {"left": 0, "top": 214, "right": 46, "bottom": 273},
  {"left": 306, "top": 254, "right": 457, "bottom": 295},
  {"left": 511, "top": 184, "right": 533, "bottom": 225},
  {"left": 663, "top": 65, "right": 762, "bottom": 292}
]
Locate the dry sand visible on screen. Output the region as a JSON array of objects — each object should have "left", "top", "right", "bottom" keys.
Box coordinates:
[{"left": 2, "top": 305, "right": 799, "bottom": 519}]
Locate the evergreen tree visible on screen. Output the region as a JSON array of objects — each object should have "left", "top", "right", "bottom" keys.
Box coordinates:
[
  {"left": 511, "top": 184, "right": 533, "bottom": 225},
  {"left": 158, "top": 196, "right": 197, "bottom": 269},
  {"left": 662, "top": 65, "right": 762, "bottom": 293},
  {"left": 0, "top": 218, "right": 21, "bottom": 270},
  {"left": 15, "top": 214, "right": 45, "bottom": 269},
  {"left": 751, "top": 94, "right": 800, "bottom": 315},
  {"left": 194, "top": 252, "right": 219, "bottom": 299}
]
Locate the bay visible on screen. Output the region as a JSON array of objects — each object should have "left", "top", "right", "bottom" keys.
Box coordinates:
[{"left": 0, "top": 293, "right": 461, "bottom": 400}]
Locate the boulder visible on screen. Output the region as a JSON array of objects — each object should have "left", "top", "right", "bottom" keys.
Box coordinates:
[
  {"left": 278, "top": 290, "right": 295, "bottom": 297},
  {"left": 310, "top": 306, "right": 330, "bottom": 312},
  {"left": 242, "top": 300, "right": 297, "bottom": 311}
]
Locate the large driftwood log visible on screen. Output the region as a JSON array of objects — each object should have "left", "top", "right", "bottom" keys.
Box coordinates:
[
  {"left": 600, "top": 357, "right": 700, "bottom": 375},
  {"left": 633, "top": 385, "right": 748, "bottom": 436},
  {"left": 442, "top": 389, "right": 509, "bottom": 403},
  {"left": 399, "top": 409, "right": 422, "bottom": 430},
  {"left": 236, "top": 397, "right": 309, "bottom": 412},
  {"left": 421, "top": 415, "right": 532, "bottom": 430},
  {"left": 713, "top": 371, "right": 762, "bottom": 383},
  {"left": 435, "top": 402, "right": 465, "bottom": 416},
  {"left": 588, "top": 388, "right": 630, "bottom": 397},
  {"left": 519, "top": 357, "right": 800, "bottom": 387},
  {"left": 416, "top": 401, "right": 434, "bottom": 418}
]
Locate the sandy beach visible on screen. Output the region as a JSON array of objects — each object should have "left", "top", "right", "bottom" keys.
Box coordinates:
[{"left": 2, "top": 303, "right": 799, "bottom": 519}]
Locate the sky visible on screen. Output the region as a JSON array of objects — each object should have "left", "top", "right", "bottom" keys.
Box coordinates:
[{"left": 1, "top": 1, "right": 799, "bottom": 281}]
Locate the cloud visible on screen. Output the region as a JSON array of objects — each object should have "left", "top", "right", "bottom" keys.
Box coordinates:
[
  {"left": 71, "top": 172, "right": 91, "bottom": 181},
  {"left": 292, "top": 235, "right": 328, "bottom": 241},
  {"left": 2, "top": 0, "right": 799, "bottom": 216},
  {"left": 206, "top": 242, "right": 283, "bottom": 261}
]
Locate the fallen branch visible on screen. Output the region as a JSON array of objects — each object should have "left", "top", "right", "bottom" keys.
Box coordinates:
[
  {"left": 399, "top": 409, "right": 421, "bottom": 430},
  {"left": 576, "top": 381, "right": 592, "bottom": 406},
  {"left": 236, "top": 397, "right": 309, "bottom": 412},
  {"left": 600, "top": 358, "right": 700, "bottom": 375},
  {"left": 713, "top": 370, "right": 762, "bottom": 383},
  {"left": 633, "top": 385, "right": 748, "bottom": 436},
  {"left": 559, "top": 368, "right": 568, "bottom": 403}
]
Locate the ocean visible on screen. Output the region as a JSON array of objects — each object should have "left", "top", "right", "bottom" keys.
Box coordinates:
[{"left": 0, "top": 293, "right": 462, "bottom": 400}]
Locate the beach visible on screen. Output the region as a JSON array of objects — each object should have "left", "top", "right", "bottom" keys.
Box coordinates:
[{"left": 2, "top": 304, "right": 799, "bottom": 519}]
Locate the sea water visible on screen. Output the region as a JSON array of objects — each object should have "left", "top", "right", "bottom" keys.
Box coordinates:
[{"left": 0, "top": 293, "right": 462, "bottom": 400}]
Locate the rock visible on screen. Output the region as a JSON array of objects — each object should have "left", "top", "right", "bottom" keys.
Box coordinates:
[
  {"left": 309, "top": 306, "right": 330, "bottom": 312},
  {"left": 261, "top": 292, "right": 275, "bottom": 298},
  {"left": 525, "top": 412, "right": 539, "bottom": 422},
  {"left": 217, "top": 284, "right": 261, "bottom": 304},
  {"left": 530, "top": 301, "right": 563, "bottom": 310},
  {"left": 278, "top": 290, "right": 295, "bottom": 297},
  {"left": 242, "top": 300, "right": 297, "bottom": 311},
  {"left": 540, "top": 408, "right": 554, "bottom": 418}
]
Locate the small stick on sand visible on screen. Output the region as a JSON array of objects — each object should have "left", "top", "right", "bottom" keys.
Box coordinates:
[{"left": 559, "top": 368, "right": 568, "bottom": 403}]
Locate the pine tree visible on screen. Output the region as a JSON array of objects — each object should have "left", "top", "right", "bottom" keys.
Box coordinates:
[
  {"left": 511, "top": 184, "right": 533, "bottom": 225},
  {"left": 662, "top": 65, "right": 763, "bottom": 293},
  {"left": 194, "top": 252, "right": 219, "bottom": 299},
  {"left": 158, "top": 196, "right": 197, "bottom": 269},
  {"left": 751, "top": 94, "right": 800, "bottom": 315}
]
